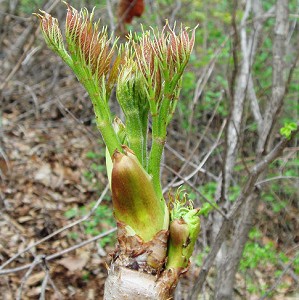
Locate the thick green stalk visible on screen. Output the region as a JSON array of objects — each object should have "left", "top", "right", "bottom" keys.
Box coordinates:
[
  {"left": 148, "top": 75, "right": 171, "bottom": 198},
  {"left": 111, "top": 149, "right": 167, "bottom": 241}
]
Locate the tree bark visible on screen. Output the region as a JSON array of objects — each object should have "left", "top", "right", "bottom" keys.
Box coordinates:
[{"left": 214, "top": 193, "right": 259, "bottom": 299}]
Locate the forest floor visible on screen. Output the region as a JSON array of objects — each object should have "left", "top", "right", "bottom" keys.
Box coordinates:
[
  {"left": 1, "top": 12, "right": 298, "bottom": 300},
  {"left": 0, "top": 72, "right": 112, "bottom": 299},
  {"left": 1, "top": 51, "right": 298, "bottom": 300}
]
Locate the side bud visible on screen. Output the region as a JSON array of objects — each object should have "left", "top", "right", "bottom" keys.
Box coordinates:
[
  {"left": 106, "top": 118, "right": 127, "bottom": 189},
  {"left": 166, "top": 209, "right": 200, "bottom": 270},
  {"left": 166, "top": 189, "right": 201, "bottom": 270}
]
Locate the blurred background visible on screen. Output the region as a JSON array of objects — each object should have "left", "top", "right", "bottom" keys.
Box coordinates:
[{"left": 0, "top": 0, "right": 298, "bottom": 299}]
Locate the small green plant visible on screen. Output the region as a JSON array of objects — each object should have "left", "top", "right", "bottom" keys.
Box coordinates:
[
  {"left": 240, "top": 239, "right": 276, "bottom": 271},
  {"left": 83, "top": 148, "right": 107, "bottom": 184},
  {"left": 82, "top": 271, "right": 90, "bottom": 281},
  {"left": 196, "top": 246, "right": 210, "bottom": 267},
  {"left": 65, "top": 203, "right": 116, "bottom": 247},
  {"left": 198, "top": 182, "right": 217, "bottom": 201},
  {"left": 280, "top": 121, "right": 297, "bottom": 139},
  {"left": 240, "top": 228, "right": 297, "bottom": 296},
  {"left": 262, "top": 192, "right": 287, "bottom": 213},
  {"left": 261, "top": 155, "right": 298, "bottom": 213}
]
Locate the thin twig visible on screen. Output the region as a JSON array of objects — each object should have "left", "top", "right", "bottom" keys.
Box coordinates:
[
  {"left": 185, "top": 37, "right": 229, "bottom": 153},
  {"left": 0, "top": 227, "right": 116, "bottom": 275},
  {"left": 46, "top": 227, "right": 116, "bottom": 261},
  {"left": 172, "top": 119, "right": 227, "bottom": 187},
  {"left": 169, "top": 0, "right": 182, "bottom": 26},
  {"left": 38, "top": 255, "right": 62, "bottom": 300},
  {"left": 39, "top": 270, "right": 49, "bottom": 300},
  {"left": 163, "top": 144, "right": 218, "bottom": 184},
  {"left": 163, "top": 91, "right": 223, "bottom": 192},
  {"left": 16, "top": 255, "right": 44, "bottom": 300},
  {"left": 256, "top": 175, "right": 299, "bottom": 186},
  {"left": 106, "top": 0, "right": 116, "bottom": 35},
  {"left": 0, "top": 0, "right": 61, "bottom": 91}
]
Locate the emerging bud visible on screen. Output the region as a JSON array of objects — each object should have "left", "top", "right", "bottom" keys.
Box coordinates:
[
  {"left": 116, "top": 50, "right": 150, "bottom": 165},
  {"left": 111, "top": 148, "right": 166, "bottom": 242},
  {"left": 113, "top": 117, "right": 127, "bottom": 143},
  {"left": 132, "top": 35, "right": 162, "bottom": 104},
  {"left": 166, "top": 189, "right": 200, "bottom": 269},
  {"left": 141, "top": 24, "right": 196, "bottom": 76},
  {"left": 34, "top": 11, "right": 67, "bottom": 57},
  {"left": 65, "top": 4, "right": 118, "bottom": 89},
  {"left": 130, "top": 24, "right": 196, "bottom": 118},
  {"left": 167, "top": 25, "right": 196, "bottom": 66},
  {"left": 117, "top": 50, "right": 149, "bottom": 113}
]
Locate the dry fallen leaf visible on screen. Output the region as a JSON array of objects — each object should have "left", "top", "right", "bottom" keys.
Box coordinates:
[
  {"left": 34, "top": 163, "right": 52, "bottom": 186},
  {"left": 27, "top": 271, "right": 45, "bottom": 286},
  {"left": 57, "top": 251, "right": 89, "bottom": 272}
]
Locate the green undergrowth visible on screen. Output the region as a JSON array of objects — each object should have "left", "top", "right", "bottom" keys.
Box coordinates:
[
  {"left": 65, "top": 201, "right": 116, "bottom": 248},
  {"left": 240, "top": 228, "right": 299, "bottom": 296}
]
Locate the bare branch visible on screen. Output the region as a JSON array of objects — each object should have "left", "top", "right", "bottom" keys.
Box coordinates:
[
  {"left": 256, "top": 175, "right": 299, "bottom": 186},
  {"left": 163, "top": 91, "right": 223, "bottom": 193},
  {"left": 248, "top": 75, "right": 263, "bottom": 133},
  {"left": 106, "top": 0, "right": 116, "bottom": 35},
  {"left": 169, "top": 0, "right": 182, "bottom": 26},
  {"left": 186, "top": 37, "right": 229, "bottom": 152},
  {"left": 222, "top": 0, "right": 252, "bottom": 199},
  {"left": 39, "top": 271, "right": 49, "bottom": 300},
  {"left": 164, "top": 144, "right": 218, "bottom": 184}
]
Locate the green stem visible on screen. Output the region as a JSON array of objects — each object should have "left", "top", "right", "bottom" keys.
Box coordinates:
[
  {"left": 126, "top": 113, "right": 145, "bottom": 167},
  {"left": 62, "top": 33, "right": 122, "bottom": 157},
  {"left": 158, "top": 70, "right": 172, "bottom": 129},
  {"left": 141, "top": 113, "right": 148, "bottom": 169},
  {"left": 148, "top": 136, "right": 164, "bottom": 198},
  {"left": 147, "top": 69, "right": 185, "bottom": 185},
  {"left": 93, "top": 105, "right": 122, "bottom": 156},
  {"left": 69, "top": 64, "right": 121, "bottom": 156},
  {"left": 148, "top": 113, "right": 166, "bottom": 201}
]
